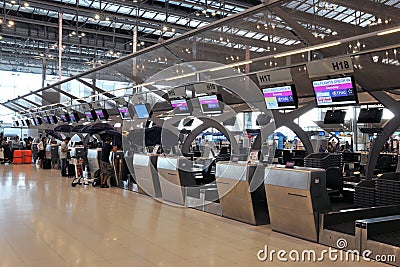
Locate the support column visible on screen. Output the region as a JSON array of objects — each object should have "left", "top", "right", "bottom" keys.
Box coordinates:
[
  {"left": 41, "top": 56, "right": 46, "bottom": 89},
  {"left": 58, "top": 12, "right": 63, "bottom": 81},
  {"left": 132, "top": 26, "right": 138, "bottom": 83}
]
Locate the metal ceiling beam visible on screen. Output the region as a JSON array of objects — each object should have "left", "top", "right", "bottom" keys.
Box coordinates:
[
  {"left": 1, "top": 103, "right": 20, "bottom": 113},
  {"left": 18, "top": 0, "right": 194, "bottom": 31},
  {"left": 3, "top": 2, "right": 276, "bottom": 107},
  {"left": 6, "top": 101, "right": 29, "bottom": 111},
  {"left": 332, "top": 0, "right": 400, "bottom": 22},
  {"left": 268, "top": 6, "right": 318, "bottom": 46},
  {"left": 280, "top": 6, "right": 368, "bottom": 36},
  {"left": 75, "top": 77, "right": 117, "bottom": 99},
  {"left": 0, "top": 11, "right": 165, "bottom": 43}
]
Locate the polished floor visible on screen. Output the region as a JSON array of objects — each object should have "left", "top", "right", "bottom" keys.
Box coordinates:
[{"left": 0, "top": 164, "right": 388, "bottom": 267}]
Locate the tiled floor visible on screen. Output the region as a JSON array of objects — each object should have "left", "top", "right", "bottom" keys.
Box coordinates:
[{"left": 0, "top": 164, "right": 389, "bottom": 266}]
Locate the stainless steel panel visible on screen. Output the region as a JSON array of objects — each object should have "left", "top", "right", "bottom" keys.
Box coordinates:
[
  {"left": 157, "top": 156, "right": 178, "bottom": 171},
  {"left": 319, "top": 229, "right": 359, "bottom": 250},
  {"left": 133, "top": 154, "right": 161, "bottom": 197},
  {"left": 266, "top": 184, "right": 317, "bottom": 242},
  {"left": 215, "top": 162, "right": 265, "bottom": 225},
  {"left": 158, "top": 156, "right": 184, "bottom": 205},
  {"left": 265, "top": 167, "right": 314, "bottom": 190},
  {"left": 265, "top": 167, "right": 326, "bottom": 242},
  {"left": 266, "top": 184, "right": 313, "bottom": 213}
]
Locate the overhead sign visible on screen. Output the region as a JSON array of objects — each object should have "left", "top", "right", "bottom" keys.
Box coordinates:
[
  {"left": 194, "top": 83, "right": 218, "bottom": 94},
  {"left": 256, "top": 69, "right": 293, "bottom": 86},
  {"left": 306, "top": 56, "right": 353, "bottom": 78},
  {"left": 167, "top": 86, "right": 186, "bottom": 98}
]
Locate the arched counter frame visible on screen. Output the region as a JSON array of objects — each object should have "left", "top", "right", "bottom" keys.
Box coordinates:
[
  {"left": 365, "top": 91, "right": 400, "bottom": 180},
  {"left": 252, "top": 100, "right": 316, "bottom": 154}
]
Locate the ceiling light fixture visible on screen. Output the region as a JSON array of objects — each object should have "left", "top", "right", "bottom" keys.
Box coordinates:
[
  {"left": 377, "top": 27, "right": 400, "bottom": 36},
  {"left": 273, "top": 42, "right": 341, "bottom": 58}
]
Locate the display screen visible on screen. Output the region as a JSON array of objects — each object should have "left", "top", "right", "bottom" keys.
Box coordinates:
[
  {"left": 95, "top": 109, "right": 109, "bottom": 120},
  {"left": 324, "top": 110, "right": 346, "bottom": 124},
  {"left": 13, "top": 121, "right": 19, "bottom": 127},
  {"left": 171, "top": 99, "right": 192, "bottom": 115},
  {"left": 118, "top": 106, "right": 131, "bottom": 120},
  {"left": 49, "top": 115, "right": 58, "bottom": 124},
  {"left": 69, "top": 113, "right": 79, "bottom": 123},
  {"left": 35, "top": 117, "right": 42, "bottom": 125},
  {"left": 60, "top": 114, "right": 70, "bottom": 123},
  {"left": 85, "top": 110, "right": 97, "bottom": 122},
  {"left": 262, "top": 85, "right": 298, "bottom": 110},
  {"left": 43, "top": 116, "right": 50, "bottom": 124},
  {"left": 30, "top": 118, "right": 36, "bottom": 126},
  {"left": 20, "top": 120, "right": 26, "bottom": 127},
  {"left": 198, "top": 95, "right": 223, "bottom": 114},
  {"left": 312, "top": 76, "right": 358, "bottom": 107},
  {"left": 134, "top": 104, "right": 151, "bottom": 119},
  {"left": 357, "top": 108, "right": 383, "bottom": 123}
]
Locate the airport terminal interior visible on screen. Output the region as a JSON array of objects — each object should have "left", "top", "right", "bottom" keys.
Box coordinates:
[{"left": 0, "top": 0, "right": 400, "bottom": 266}]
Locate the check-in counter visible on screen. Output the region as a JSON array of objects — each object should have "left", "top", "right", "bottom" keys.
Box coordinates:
[
  {"left": 87, "top": 148, "right": 101, "bottom": 178},
  {"left": 264, "top": 167, "right": 330, "bottom": 242},
  {"left": 215, "top": 162, "right": 269, "bottom": 225},
  {"left": 133, "top": 153, "right": 161, "bottom": 197},
  {"left": 157, "top": 155, "right": 196, "bottom": 205}
]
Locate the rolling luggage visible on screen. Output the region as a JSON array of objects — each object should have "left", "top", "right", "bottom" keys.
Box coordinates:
[
  {"left": 43, "top": 158, "right": 52, "bottom": 169},
  {"left": 68, "top": 164, "right": 76, "bottom": 178}
]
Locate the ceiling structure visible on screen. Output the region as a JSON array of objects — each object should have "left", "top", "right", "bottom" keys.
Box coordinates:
[{"left": 1, "top": 0, "right": 400, "bottom": 115}]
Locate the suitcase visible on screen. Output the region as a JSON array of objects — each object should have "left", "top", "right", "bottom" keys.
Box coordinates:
[
  {"left": 68, "top": 164, "right": 76, "bottom": 178},
  {"left": 43, "top": 158, "right": 52, "bottom": 169}
]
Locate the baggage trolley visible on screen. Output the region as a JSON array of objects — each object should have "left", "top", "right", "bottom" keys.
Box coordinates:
[{"left": 71, "top": 158, "right": 100, "bottom": 187}]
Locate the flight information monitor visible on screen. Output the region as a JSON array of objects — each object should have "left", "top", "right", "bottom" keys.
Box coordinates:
[
  {"left": 69, "top": 112, "right": 79, "bottom": 123},
  {"left": 262, "top": 85, "right": 298, "bottom": 110},
  {"left": 95, "top": 109, "right": 109, "bottom": 120},
  {"left": 171, "top": 99, "right": 192, "bottom": 115},
  {"left": 60, "top": 114, "right": 70, "bottom": 123},
  {"left": 312, "top": 76, "right": 358, "bottom": 107},
  {"left": 118, "top": 106, "right": 131, "bottom": 120},
  {"left": 43, "top": 116, "right": 50, "bottom": 124},
  {"left": 35, "top": 117, "right": 42, "bottom": 125},
  {"left": 198, "top": 95, "right": 223, "bottom": 114},
  {"left": 49, "top": 115, "right": 58, "bottom": 124},
  {"left": 134, "top": 104, "right": 151, "bottom": 119},
  {"left": 85, "top": 110, "right": 97, "bottom": 122}
]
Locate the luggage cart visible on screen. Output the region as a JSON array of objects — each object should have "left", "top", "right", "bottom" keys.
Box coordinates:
[{"left": 71, "top": 158, "right": 100, "bottom": 187}]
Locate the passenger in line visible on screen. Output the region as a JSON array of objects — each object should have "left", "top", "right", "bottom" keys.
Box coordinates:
[
  {"left": 60, "top": 137, "right": 71, "bottom": 177},
  {"left": 100, "top": 137, "right": 117, "bottom": 188},
  {"left": 319, "top": 145, "right": 325, "bottom": 153},
  {"left": 38, "top": 137, "right": 47, "bottom": 168}
]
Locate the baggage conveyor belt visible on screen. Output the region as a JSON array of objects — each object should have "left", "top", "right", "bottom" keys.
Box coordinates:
[{"left": 371, "top": 231, "right": 400, "bottom": 247}]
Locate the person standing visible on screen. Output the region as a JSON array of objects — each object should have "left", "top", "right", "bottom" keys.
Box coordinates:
[
  {"left": 60, "top": 137, "right": 71, "bottom": 177},
  {"left": 100, "top": 137, "right": 117, "bottom": 188},
  {"left": 38, "top": 137, "right": 47, "bottom": 168}
]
